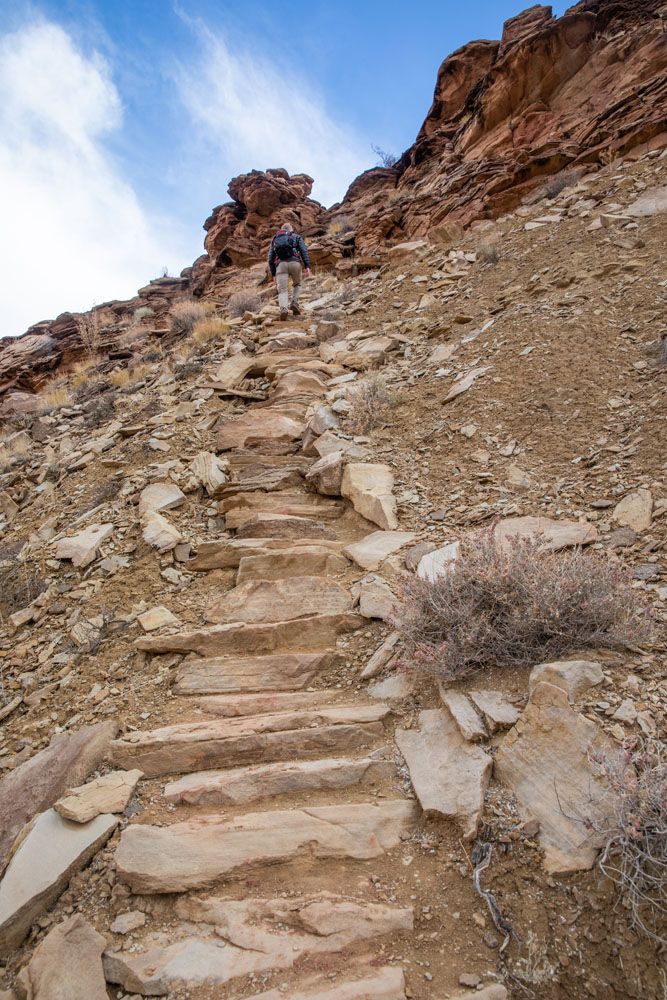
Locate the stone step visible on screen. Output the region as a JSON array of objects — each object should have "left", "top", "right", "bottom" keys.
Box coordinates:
[
  {"left": 225, "top": 503, "right": 344, "bottom": 529},
  {"left": 105, "top": 890, "right": 409, "bottom": 996},
  {"left": 188, "top": 537, "right": 343, "bottom": 572},
  {"left": 195, "top": 688, "right": 342, "bottom": 715},
  {"left": 110, "top": 705, "right": 390, "bottom": 777},
  {"left": 136, "top": 614, "right": 362, "bottom": 658},
  {"left": 234, "top": 513, "right": 337, "bottom": 540},
  {"left": 164, "top": 755, "right": 396, "bottom": 806},
  {"left": 247, "top": 967, "right": 407, "bottom": 1000},
  {"left": 204, "top": 576, "right": 352, "bottom": 625},
  {"left": 218, "top": 490, "right": 343, "bottom": 514},
  {"left": 174, "top": 651, "right": 339, "bottom": 694},
  {"left": 115, "top": 800, "right": 417, "bottom": 893},
  {"left": 236, "top": 548, "right": 348, "bottom": 582}
]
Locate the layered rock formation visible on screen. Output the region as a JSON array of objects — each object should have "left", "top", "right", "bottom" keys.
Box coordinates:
[{"left": 1, "top": 0, "right": 666, "bottom": 397}]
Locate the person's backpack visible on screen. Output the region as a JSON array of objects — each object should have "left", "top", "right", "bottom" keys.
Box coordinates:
[{"left": 273, "top": 232, "right": 296, "bottom": 261}]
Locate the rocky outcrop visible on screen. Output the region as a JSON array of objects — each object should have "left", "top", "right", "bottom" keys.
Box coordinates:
[{"left": 332, "top": 0, "right": 667, "bottom": 252}]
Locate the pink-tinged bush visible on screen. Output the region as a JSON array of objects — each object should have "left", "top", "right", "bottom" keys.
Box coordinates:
[{"left": 397, "top": 530, "right": 648, "bottom": 682}]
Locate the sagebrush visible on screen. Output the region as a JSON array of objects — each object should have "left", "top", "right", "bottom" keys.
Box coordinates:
[
  {"left": 346, "top": 374, "right": 397, "bottom": 434},
  {"left": 170, "top": 300, "right": 208, "bottom": 336},
  {"left": 594, "top": 739, "right": 667, "bottom": 945},
  {"left": 477, "top": 241, "right": 500, "bottom": 265},
  {"left": 227, "top": 291, "right": 261, "bottom": 317},
  {"left": 397, "top": 530, "right": 647, "bottom": 682}
]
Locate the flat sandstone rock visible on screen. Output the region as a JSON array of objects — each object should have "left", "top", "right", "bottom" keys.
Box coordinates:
[
  {"left": 115, "top": 800, "right": 416, "bottom": 893},
  {"left": 396, "top": 709, "right": 491, "bottom": 840},
  {"left": 494, "top": 682, "right": 617, "bottom": 873},
  {"left": 15, "top": 914, "right": 108, "bottom": 1000},
  {"left": 0, "top": 809, "right": 118, "bottom": 956},
  {"left": 54, "top": 769, "right": 143, "bottom": 823},
  {"left": 204, "top": 576, "right": 352, "bottom": 625}
]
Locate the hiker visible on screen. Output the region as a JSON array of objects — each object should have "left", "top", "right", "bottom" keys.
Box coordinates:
[{"left": 267, "top": 223, "right": 311, "bottom": 320}]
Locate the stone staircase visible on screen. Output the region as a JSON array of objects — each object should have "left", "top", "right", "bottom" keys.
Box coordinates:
[{"left": 104, "top": 320, "right": 421, "bottom": 999}]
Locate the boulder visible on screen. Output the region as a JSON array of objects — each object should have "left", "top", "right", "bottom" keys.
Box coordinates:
[
  {"left": 305, "top": 450, "right": 346, "bottom": 496},
  {"left": 612, "top": 489, "right": 653, "bottom": 532},
  {"left": 174, "top": 651, "right": 339, "bottom": 694},
  {"left": 0, "top": 809, "right": 118, "bottom": 956},
  {"left": 137, "top": 606, "right": 179, "bottom": 631},
  {"left": 137, "top": 482, "right": 185, "bottom": 517},
  {"left": 344, "top": 530, "right": 416, "bottom": 571},
  {"left": 0, "top": 721, "right": 116, "bottom": 870},
  {"left": 141, "top": 511, "right": 183, "bottom": 552},
  {"left": 396, "top": 709, "right": 491, "bottom": 840},
  {"left": 439, "top": 688, "right": 487, "bottom": 742},
  {"left": 356, "top": 576, "right": 398, "bottom": 621},
  {"left": 54, "top": 769, "right": 143, "bottom": 823},
  {"left": 361, "top": 632, "right": 401, "bottom": 680},
  {"left": 469, "top": 690, "right": 520, "bottom": 733},
  {"left": 495, "top": 682, "right": 617, "bottom": 873},
  {"left": 190, "top": 452, "right": 228, "bottom": 494},
  {"left": 114, "top": 801, "right": 417, "bottom": 893},
  {"left": 528, "top": 659, "right": 604, "bottom": 701},
  {"left": 416, "top": 542, "right": 460, "bottom": 581},
  {"left": 14, "top": 914, "right": 107, "bottom": 1000},
  {"left": 52, "top": 524, "right": 114, "bottom": 568},
  {"left": 341, "top": 463, "right": 398, "bottom": 530}
]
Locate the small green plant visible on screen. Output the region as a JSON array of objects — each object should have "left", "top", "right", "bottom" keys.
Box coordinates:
[{"left": 133, "top": 306, "right": 155, "bottom": 321}]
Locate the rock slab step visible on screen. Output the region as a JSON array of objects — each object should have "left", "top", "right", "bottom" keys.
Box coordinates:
[
  {"left": 204, "top": 576, "right": 352, "bottom": 625},
  {"left": 110, "top": 706, "right": 388, "bottom": 777},
  {"left": 164, "top": 756, "right": 395, "bottom": 806},
  {"left": 115, "top": 800, "right": 416, "bottom": 893},
  {"left": 246, "top": 966, "right": 407, "bottom": 1000},
  {"left": 174, "top": 651, "right": 339, "bottom": 694},
  {"left": 104, "top": 893, "right": 411, "bottom": 996}
]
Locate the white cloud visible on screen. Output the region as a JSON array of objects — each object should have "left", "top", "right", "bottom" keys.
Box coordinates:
[
  {"left": 0, "top": 21, "right": 180, "bottom": 338},
  {"left": 175, "top": 21, "right": 370, "bottom": 208}
]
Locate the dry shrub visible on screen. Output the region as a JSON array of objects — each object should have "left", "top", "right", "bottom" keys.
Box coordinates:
[
  {"left": 109, "top": 368, "right": 131, "bottom": 388},
  {"left": 170, "top": 300, "right": 209, "bottom": 336},
  {"left": 191, "top": 316, "right": 229, "bottom": 347},
  {"left": 83, "top": 392, "right": 116, "bottom": 428},
  {"left": 0, "top": 556, "right": 46, "bottom": 620},
  {"left": 593, "top": 739, "right": 667, "bottom": 944},
  {"left": 652, "top": 334, "right": 667, "bottom": 367},
  {"left": 477, "top": 241, "right": 500, "bottom": 265},
  {"left": 328, "top": 216, "right": 354, "bottom": 236},
  {"left": 77, "top": 311, "right": 102, "bottom": 358},
  {"left": 397, "top": 530, "right": 647, "bottom": 682},
  {"left": 133, "top": 306, "right": 154, "bottom": 321},
  {"left": 227, "top": 291, "right": 261, "bottom": 317},
  {"left": 38, "top": 386, "right": 71, "bottom": 413},
  {"left": 346, "top": 374, "right": 397, "bottom": 434}
]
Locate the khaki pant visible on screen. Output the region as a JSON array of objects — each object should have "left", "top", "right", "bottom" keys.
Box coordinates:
[{"left": 276, "top": 260, "right": 302, "bottom": 311}]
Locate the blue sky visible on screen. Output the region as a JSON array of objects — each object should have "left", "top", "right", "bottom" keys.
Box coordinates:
[{"left": 0, "top": 0, "right": 570, "bottom": 337}]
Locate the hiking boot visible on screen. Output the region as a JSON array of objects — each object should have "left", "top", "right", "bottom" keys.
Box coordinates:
[
  {"left": 290, "top": 302, "right": 302, "bottom": 316},
  {"left": 279, "top": 309, "right": 289, "bottom": 321}
]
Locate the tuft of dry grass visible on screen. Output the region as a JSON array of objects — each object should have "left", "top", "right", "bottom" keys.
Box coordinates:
[
  {"left": 83, "top": 392, "right": 116, "bottom": 428},
  {"left": 170, "top": 300, "right": 210, "bottom": 336},
  {"left": 109, "top": 368, "right": 131, "bottom": 388},
  {"left": 38, "top": 386, "right": 71, "bottom": 413},
  {"left": 476, "top": 240, "right": 500, "bottom": 265},
  {"left": 133, "top": 306, "right": 154, "bottom": 321},
  {"left": 227, "top": 291, "right": 261, "bottom": 317},
  {"left": 328, "top": 216, "right": 354, "bottom": 237},
  {"left": 593, "top": 739, "right": 667, "bottom": 945},
  {"left": 191, "top": 316, "right": 229, "bottom": 347},
  {"left": 346, "top": 374, "right": 398, "bottom": 434},
  {"left": 397, "top": 530, "right": 648, "bottom": 683}
]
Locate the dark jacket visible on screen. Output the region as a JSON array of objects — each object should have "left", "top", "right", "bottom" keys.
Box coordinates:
[{"left": 268, "top": 230, "right": 311, "bottom": 277}]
